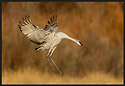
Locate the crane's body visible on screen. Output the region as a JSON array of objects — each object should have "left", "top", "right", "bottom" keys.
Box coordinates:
[
  {"left": 36, "top": 32, "right": 81, "bottom": 51},
  {"left": 18, "top": 15, "right": 83, "bottom": 74}
]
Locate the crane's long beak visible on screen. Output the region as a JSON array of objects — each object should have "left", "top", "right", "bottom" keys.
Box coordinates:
[
  {"left": 81, "top": 44, "right": 86, "bottom": 49},
  {"left": 81, "top": 43, "right": 83, "bottom": 47}
]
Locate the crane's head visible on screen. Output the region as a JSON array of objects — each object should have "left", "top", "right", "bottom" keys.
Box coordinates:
[
  {"left": 79, "top": 41, "right": 83, "bottom": 47},
  {"left": 79, "top": 41, "right": 86, "bottom": 49},
  {"left": 76, "top": 40, "right": 84, "bottom": 48}
]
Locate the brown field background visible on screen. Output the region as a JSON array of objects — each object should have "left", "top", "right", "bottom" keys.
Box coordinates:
[{"left": 2, "top": 2, "right": 123, "bottom": 84}]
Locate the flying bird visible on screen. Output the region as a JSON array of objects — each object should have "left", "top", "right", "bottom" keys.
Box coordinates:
[{"left": 18, "top": 15, "right": 84, "bottom": 74}]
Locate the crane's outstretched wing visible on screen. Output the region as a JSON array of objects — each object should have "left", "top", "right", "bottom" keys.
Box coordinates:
[
  {"left": 44, "top": 15, "right": 58, "bottom": 33},
  {"left": 18, "top": 16, "right": 50, "bottom": 45}
]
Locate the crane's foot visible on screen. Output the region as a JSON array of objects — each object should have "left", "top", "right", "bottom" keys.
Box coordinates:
[
  {"left": 55, "top": 71, "right": 63, "bottom": 76},
  {"left": 60, "top": 71, "right": 63, "bottom": 76}
]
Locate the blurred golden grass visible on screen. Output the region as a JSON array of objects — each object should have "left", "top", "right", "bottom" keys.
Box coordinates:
[{"left": 2, "top": 68, "right": 123, "bottom": 84}]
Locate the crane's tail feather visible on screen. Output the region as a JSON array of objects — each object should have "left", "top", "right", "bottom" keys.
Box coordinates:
[{"left": 35, "top": 46, "right": 43, "bottom": 51}]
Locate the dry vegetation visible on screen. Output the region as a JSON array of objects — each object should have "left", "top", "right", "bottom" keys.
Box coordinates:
[
  {"left": 2, "top": 2, "right": 123, "bottom": 84},
  {"left": 2, "top": 68, "right": 123, "bottom": 84}
]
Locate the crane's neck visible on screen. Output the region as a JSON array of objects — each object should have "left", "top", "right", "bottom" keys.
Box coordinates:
[
  {"left": 64, "top": 35, "right": 77, "bottom": 43},
  {"left": 58, "top": 32, "right": 78, "bottom": 43}
]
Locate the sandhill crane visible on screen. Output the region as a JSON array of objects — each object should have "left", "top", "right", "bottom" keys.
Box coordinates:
[{"left": 18, "top": 15, "right": 84, "bottom": 74}]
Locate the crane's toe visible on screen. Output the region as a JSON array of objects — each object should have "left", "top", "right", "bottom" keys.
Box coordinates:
[{"left": 60, "top": 71, "right": 63, "bottom": 76}]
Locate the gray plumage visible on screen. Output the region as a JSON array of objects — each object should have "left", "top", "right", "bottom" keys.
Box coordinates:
[{"left": 44, "top": 15, "right": 58, "bottom": 33}]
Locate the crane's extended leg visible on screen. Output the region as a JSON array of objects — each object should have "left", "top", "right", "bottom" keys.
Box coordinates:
[
  {"left": 46, "top": 49, "right": 55, "bottom": 73},
  {"left": 49, "top": 47, "right": 62, "bottom": 74},
  {"left": 50, "top": 58, "right": 62, "bottom": 74}
]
